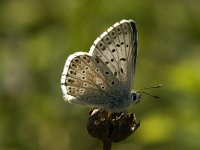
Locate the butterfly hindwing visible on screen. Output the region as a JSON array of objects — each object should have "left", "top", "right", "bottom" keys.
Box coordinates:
[{"left": 61, "top": 52, "right": 119, "bottom": 106}]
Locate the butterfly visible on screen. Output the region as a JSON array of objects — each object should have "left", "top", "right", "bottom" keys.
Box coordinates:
[{"left": 61, "top": 19, "right": 140, "bottom": 112}]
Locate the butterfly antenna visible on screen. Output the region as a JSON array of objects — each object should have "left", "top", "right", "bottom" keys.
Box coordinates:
[
  {"left": 139, "top": 91, "right": 160, "bottom": 99},
  {"left": 137, "top": 85, "right": 163, "bottom": 99},
  {"left": 137, "top": 85, "right": 163, "bottom": 92}
]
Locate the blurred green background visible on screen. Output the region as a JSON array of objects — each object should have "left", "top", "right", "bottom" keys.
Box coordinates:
[{"left": 1, "top": 0, "right": 200, "bottom": 150}]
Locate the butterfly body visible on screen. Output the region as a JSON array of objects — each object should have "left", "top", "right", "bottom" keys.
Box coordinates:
[{"left": 61, "top": 19, "right": 139, "bottom": 112}]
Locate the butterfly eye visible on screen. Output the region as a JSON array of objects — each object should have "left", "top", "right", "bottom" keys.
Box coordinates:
[{"left": 131, "top": 92, "right": 141, "bottom": 103}]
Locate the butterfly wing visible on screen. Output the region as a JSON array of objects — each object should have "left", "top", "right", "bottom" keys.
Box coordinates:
[
  {"left": 89, "top": 19, "right": 137, "bottom": 90},
  {"left": 61, "top": 52, "right": 120, "bottom": 107},
  {"left": 61, "top": 19, "right": 137, "bottom": 112}
]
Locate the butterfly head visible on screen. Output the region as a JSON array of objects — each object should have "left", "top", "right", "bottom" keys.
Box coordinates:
[
  {"left": 131, "top": 85, "right": 162, "bottom": 104},
  {"left": 131, "top": 91, "right": 141, "bottom": 103}
]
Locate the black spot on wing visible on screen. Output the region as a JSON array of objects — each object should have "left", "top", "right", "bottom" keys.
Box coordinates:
[{"left": 120, "top": 58, "right": 126, "bottom": 61}]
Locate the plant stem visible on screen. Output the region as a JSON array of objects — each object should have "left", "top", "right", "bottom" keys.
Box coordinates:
[{"left": 102, "top": 141, "right": 112, "bottom": 150}]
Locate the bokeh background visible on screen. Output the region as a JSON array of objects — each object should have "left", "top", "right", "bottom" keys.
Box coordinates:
[{"left": 1, "top": 0, "right": 200, "bottom": 150}]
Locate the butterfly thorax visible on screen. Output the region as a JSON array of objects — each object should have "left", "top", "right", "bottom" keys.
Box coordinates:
[{"left": 101, "top": 85, "right": 132, "bottom": 112}]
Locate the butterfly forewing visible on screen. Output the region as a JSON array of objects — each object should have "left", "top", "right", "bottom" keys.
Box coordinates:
[{"left": 89, "top": 19, "right": 137, "bottom": 90}]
